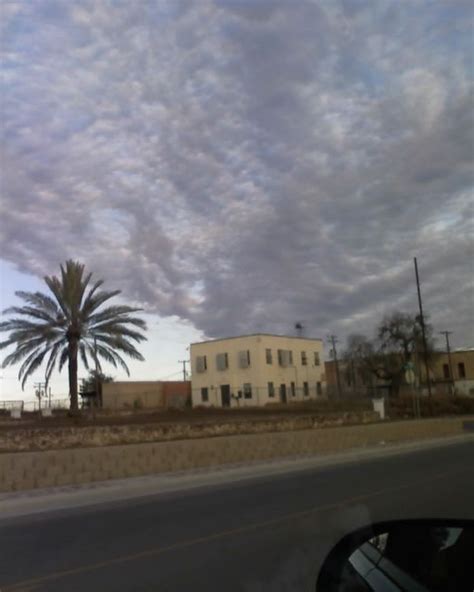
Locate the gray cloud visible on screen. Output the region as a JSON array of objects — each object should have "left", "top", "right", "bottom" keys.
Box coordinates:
[{"left": 1, "top": 0, "right": 473, "bottom": 349}]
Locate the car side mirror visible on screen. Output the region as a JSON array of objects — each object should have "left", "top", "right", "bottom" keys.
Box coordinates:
[{"left": 316, "top": 519, "right": 473, "bottom": 592}]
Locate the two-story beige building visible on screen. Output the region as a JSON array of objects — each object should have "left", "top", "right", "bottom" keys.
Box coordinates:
[{"left": 190, "top": 334, "right": 325, "bottom": 407}]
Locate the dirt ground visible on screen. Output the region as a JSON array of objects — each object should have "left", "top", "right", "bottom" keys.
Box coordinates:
[
  {"left": 0, "top": 408, "right": 381, "bottom": 452},
  {"left": 0, "top": 399, "right": 372, "bottom": 431}
]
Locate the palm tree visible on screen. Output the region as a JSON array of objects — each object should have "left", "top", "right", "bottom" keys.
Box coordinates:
[{"left": 0, "top": 260, "right": 147, "bottom": 413}]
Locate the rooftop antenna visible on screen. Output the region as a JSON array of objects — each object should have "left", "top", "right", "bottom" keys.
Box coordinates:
[{"left": 295, "top": 322, "right": 304, "bottom": 338}]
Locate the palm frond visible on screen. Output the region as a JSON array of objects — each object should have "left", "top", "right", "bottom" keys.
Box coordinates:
[
  {"left": 2, "top": 305, "right": 59, "bottom": 324},
  {"left": 91, "top": 323, "right": 147, "bottom": 343},
  {"left": 0, "top": 318, "right": 51, "bottom": 332},
  {"left": 80, "top": 291, "right": 122, "bottom": 319},
  {"left": 95, "top": 333, "right": 145, "bottom": 361},
  {"left": 20, "top": 348, "right": 50, "bottom": 390},
  {"left": 83, "top": 341, "right": 103, "bottom": 374},
  {"left": 88, "top": 306, "right": 146, "bottom": 329},
  {"left": 79, "top": 342, "right": 90, "bottom": 371},
  {"left": 2, "top": 336, "right": 55, "bottom": 367},
  {"left": 95, "top": 343, "right": 131, "bottom": 375},
  {"left": 45, "top": 341, "right": 67, "bottom": 385},
  {"left": 18, "top": 345, "right": 50, "bottom": 380},
  {"left": 14, "top": 291, "right": 59, "bottom": 315},
  {"left": 80, "top": 279, "right": 104, "bottom": 316},
  {"left": 58, "top": 347, "right": 69, "bottom": 372},
  {"left": 44, "top": 275, "right": 70, "bottom": 319}
]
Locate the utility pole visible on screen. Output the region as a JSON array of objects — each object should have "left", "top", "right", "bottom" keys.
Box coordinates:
[
  {"left": 439, "top": 330, "right": 454, "bottom": 395},
  {"left": 327, "top": 335, "right": 342, "bottom": 399},
  {"left": 178, "top": 360, "right": 188, "bottom": 381},
  {"left": 414, "top": 257, "right": 432, "bottom": 405},
  {"left": 34, "top": 382, "right": 46, "bottom": 411}
]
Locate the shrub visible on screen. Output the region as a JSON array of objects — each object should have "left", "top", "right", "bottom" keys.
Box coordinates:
[{"left": 388, "top": 395, "right": 474, "bottom": 418}]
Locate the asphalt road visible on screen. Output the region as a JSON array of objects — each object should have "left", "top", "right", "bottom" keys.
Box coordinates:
[{"left": 1, "top": 440, "right": 473, "bottom": 592}]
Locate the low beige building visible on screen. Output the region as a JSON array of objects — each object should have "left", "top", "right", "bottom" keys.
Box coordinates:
[
  {"left": 428, "top": 349, "right": 474, "bottom": 396},
  {"left": 101, "top": 381, "right": 191, "bottom": 409},
  {"left": 190, "top": 333, "right": 325, "bottom": 407}
]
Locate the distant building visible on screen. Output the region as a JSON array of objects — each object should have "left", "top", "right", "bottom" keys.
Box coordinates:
[
  {"left": 190, "top": 334, "right": 325, "bottom": 407},
  {"left": 325, "top": 349, "right": 474, "bottom": 397},
  {"left": 428, "top": 349, "right": 474, "bottom": 396},
  {"left": 101, "top": 381, "right": 191, "bottom": 409}
]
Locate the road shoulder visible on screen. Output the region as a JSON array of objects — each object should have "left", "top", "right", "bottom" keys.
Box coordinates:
[{"left": 1, "top": 433, "right": 473, "bottom": 520}]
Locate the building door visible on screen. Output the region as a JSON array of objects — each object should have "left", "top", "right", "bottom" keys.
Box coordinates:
[
  {"left": 220, "top": 384, "right": 231, "bottom": 407},
  {"left": 280, "top": 384, "right": 287, "bottom": 403}
]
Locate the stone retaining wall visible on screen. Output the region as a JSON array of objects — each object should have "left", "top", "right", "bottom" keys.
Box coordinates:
[
  {"left": 0, "top": 411, "right": 379, "bottom": 453},
  {"left": 1, "top": 417, "right": 471, "bottom": 492}
]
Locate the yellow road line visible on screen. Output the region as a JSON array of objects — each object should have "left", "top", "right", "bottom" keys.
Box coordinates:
[{"left": 2, "top": 468, "right": 463, "bottom": 592}]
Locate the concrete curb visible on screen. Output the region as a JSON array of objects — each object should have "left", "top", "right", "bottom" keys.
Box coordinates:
[{"left": 1, "top": 433, "right": 473, "bottom": 520}]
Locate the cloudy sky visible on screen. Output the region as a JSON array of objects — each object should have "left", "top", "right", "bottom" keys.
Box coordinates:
[{"left": 1, "top": 0, "right": 473, "bottom": 399}]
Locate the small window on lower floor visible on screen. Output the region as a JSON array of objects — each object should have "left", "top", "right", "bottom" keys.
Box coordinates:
[
  {"left": 303, "top": 381, "right": 309, "bottom": 396},
  {"left": 268, "top": 382, "right": 275, "bottom": 397},
  {"left": 291, "top": 382, "right": 296, "bottom": 397},
  {"left": 316, "top": 382, "right": 322, "bottom": 395},
  {"left": 201, "top": 387, "right": 209, "bottom": 402},
  {"left": 243, "top": 383, "right": 252, "bottom": 399},
  {"left": 458, "top": 362, "right": 466, "bottom": 379}
]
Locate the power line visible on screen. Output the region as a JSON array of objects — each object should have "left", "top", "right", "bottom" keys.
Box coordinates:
[{"left": 155, "top": 370, "right": 182, "bottom": 381}]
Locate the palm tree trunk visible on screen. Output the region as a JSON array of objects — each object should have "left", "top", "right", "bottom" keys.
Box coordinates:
[{"left": 68, "top": 337, "right": 79, "bottom": 414}]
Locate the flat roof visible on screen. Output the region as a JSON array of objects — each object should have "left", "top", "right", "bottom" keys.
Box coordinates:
[{"left": 190, "top": 333, "right": 323, "bottom": 346}]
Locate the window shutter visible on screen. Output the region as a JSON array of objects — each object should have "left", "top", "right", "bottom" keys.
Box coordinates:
[
  {"left": 238, "top": 350, "right": 250, "bottom": 368},
  {"left": 216, "top": 353, "right": 228, "bottom": 371},
  {"left": 196, "top": 356, "right": 206, "bottom": 373}
]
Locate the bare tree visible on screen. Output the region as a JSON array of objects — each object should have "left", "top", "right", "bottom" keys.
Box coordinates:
[{"left": 343, "top": 313, "right": 438, "bottom": 396}]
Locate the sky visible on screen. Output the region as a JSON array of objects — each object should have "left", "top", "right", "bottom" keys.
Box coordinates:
[{"left": 1, "top": 0, "right": 473, "bottom": 401}]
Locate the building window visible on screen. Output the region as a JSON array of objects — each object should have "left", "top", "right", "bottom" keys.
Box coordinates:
[
  {"left": 301, "top": 351, "right": 307, "bottom": 366},
  {"left": 196, "top": 355, "right": 207, "bottom": 373},
  {"left": 303, "top": 381, "right": 309, "bottom": 397},
  {"left": 458, "top": 362, "right": 466, "bottom": 379},
  {"left": 238, "top": 350, "right": 251, "bottom": 368},
  {"left": 216, "top": 352, "right": 229, "bottom": 371},
  {"left": 201, "top": 387, "right": 209, "bottom": 402},
  {"left": 291, "top": 382, "right": 296, "bottom": 397},
  {"left": 443, "top": 364, "right": 450, "bottom": 379},
  {"left": 314, "top": 352, "right": 320, "bottom": 366},
  {"left": 243, "top": 383, "right": 252, "bottom": 399},
  {"left": 316, "top": 382, "right": 322, "bottom": 395},
  {"left": 268, "top": 382, "right": 275, "bottom": 397},
  {"left": 278, "top": 349, "right": 293, "bottom": 367},
  {"left": 266, "top": 348, "right": 273, "bottom": 364}
]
